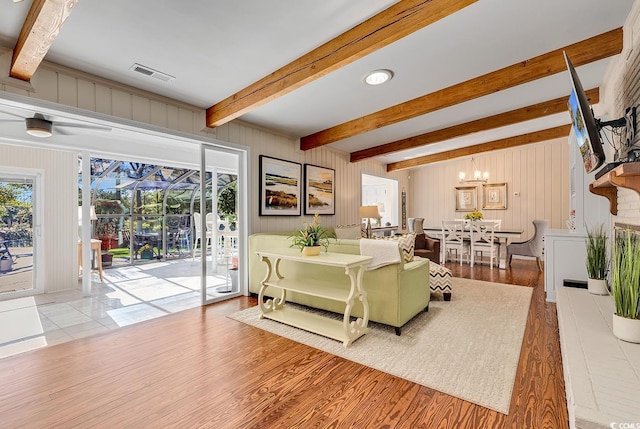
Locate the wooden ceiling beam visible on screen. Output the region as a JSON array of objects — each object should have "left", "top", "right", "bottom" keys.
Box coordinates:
[
  {"left": 205, "top": 0, "right": 478, "bottom": 128},
  {"left": 351, "top": 88, "right": 599, "bottom": 162},
  {"left": 386, "top": 125, "right": 571, "bottom": 171},
  {"left": 10, "top": 0, "right": 77, "bottom": 81},
  {"left": 302, "top": 28, "right": 622, "bottom": 150}
]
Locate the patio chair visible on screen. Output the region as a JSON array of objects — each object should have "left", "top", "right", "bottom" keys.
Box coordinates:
[{"left": 192, "top": 212, "right": 212, "bottom": 260}]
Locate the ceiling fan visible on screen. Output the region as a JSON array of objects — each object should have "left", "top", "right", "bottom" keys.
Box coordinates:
[{"left": 0, "top": 110, "right": 111, "bottom": 138}]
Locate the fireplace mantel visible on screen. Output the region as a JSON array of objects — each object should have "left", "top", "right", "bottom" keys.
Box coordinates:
[{"left": 589, "top": 162, "right": 640, "bottom": 215}]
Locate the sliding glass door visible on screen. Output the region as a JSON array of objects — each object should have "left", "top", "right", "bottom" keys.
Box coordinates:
[{"left": 200, "top": 144, "right": 245, "bottom": 305}]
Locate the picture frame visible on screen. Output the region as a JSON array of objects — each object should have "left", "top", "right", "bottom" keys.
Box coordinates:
[
  {"left": 482, "top": 183, "right": 507, "bottom": 210},
  {"left": 455, "top": 186, "right": 477, "bottom": 211},
  {"left": 259, "top": 155, "right": 302, "bottom": 216},
  {"left": 304, "top": 164, "right": 335, "bottom": 215}
]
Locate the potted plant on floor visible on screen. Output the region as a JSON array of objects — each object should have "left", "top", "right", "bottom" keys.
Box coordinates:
[
  {"left": 586, "top": 224, "right": 609, "bottom": 295},
  {"left": 610, "top": 229, "right": 640, "bottom": 343},
  {"left": 290, "top": 213, "right": 333, "bottom": 256}
]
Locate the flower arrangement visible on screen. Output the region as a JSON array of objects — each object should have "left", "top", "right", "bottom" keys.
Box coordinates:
[
  {"left": 138, "top": 243, "right": 153, "bottom": 254},
  {"left": 464, "top": 210, "right": 484, "bottom": 221},
  {"left": 290, "top": 213, "right": 333, "bottom": 252}
]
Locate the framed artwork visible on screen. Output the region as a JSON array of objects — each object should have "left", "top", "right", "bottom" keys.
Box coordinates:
[
  {"left": 455, "top": 186, "right": 477, "bottom": 211},
  {"left": 259, "top": 155, "right": 302, "bottom": 216},
  {"left": 482, "top": 183, "right": 508, "bottom": 210},
  {"left": 304, "top": 164, "right": 335, "bottom": 215}
]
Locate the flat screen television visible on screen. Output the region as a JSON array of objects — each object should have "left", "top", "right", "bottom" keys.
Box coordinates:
[{"left": 564, "top": 52, "right": 605, "bottom": 173}]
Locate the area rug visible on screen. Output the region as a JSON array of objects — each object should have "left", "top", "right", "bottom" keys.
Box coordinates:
[{"left": 228, "top": 277, "right": 532, "bottom": 414}]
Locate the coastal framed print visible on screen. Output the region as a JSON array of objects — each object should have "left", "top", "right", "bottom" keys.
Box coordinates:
[
  {"left": 304, "top": 164, "right": 335, "bottom": 215},
  {"left": 259, "top": 155, "right": 302, "bottom": 216},
  {"left": 482, "top": 183, "right": 507, "bottom": 210},
  {"left": 455, "top": 186, "right": 477, "bottom": 211}
]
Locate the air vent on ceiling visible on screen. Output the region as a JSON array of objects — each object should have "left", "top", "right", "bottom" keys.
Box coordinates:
[{"left": 129, "top": 63, "right": 175, "bottom": 82}]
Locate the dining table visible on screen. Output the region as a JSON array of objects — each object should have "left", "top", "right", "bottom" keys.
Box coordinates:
[{"left": 423, "top": 226, "right": 523, "bottom": 269}]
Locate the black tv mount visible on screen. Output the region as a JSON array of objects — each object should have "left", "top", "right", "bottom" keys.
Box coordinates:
[{"left": 596, "top": 106, "right": 637, "bottom": 133}]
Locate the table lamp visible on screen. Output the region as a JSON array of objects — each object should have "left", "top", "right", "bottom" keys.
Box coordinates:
[{"left": 359, "top": 205, "right": 381, "bottom": 238}]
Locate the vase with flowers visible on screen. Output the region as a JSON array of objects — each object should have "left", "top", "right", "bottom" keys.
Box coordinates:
[
  {"left": 464, "top": 210, "right": 484, "bottom": 221},
  {"left": 290, "top": 213, "right": 333, "bottom": 256}
]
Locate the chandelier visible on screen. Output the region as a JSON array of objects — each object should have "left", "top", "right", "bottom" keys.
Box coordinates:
[{"left": 458, "top": 157, "right": 489, "bottom": 184}]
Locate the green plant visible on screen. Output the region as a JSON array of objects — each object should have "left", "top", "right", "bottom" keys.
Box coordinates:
[
  {"left": 586, "top": 224, "right": 608, "bottom": 280},
  {"left": 289, "top": 213, "right": 333, "bottom": 252},
  {"left": 138, "top": 243, "right": 153, "bottom": 254},
  {"left": 611, "top": 230, "right": 640, "bottom": 320},
  {"left": 464, "top": 210, "right": 483, "bottom": 221},
  {"left": 218, "top": 182, "right": 237, "bottom": 228}
]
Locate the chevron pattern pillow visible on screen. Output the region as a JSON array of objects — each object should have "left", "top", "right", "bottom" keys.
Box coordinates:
[{"left": 376, "top": 232, "right": 415, "bottom": 263}]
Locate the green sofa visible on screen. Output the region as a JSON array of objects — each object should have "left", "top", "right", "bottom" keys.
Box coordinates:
[{"left": 248, "top": 233, "right": 431, "bottom": 335}]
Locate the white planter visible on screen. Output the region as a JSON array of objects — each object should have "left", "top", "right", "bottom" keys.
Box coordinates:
[
  {"left": 301, "top": 246, "right": 321, "bottom": 256},
  {"left": 612, "top": 313, "right": 640, "bottom": 343},
  {"left": 587, "top": 278, "right": 608, "bottom": 295}
]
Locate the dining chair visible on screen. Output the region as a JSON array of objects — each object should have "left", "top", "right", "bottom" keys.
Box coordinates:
[
  {"left": 484, "top": 219, "right": 502, "bottom": 230},
  {"left": 441, "top": 220, "right": 469, "bottom": 265},
  {"left": 507, "top": 219, "right": 549, "bottom": 271},
  {"left": 407, "top": 217, "right": 424, "bottom": 234},
  {"left": 469, "top": 221, "right": 499, "bottom": 268}
]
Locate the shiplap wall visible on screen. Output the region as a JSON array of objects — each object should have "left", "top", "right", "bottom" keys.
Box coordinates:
[
  {"left": 408, "top": 138, "right": 570, "bottom": 239},
  {"left": 601, "top": 0, "right": 640, "bottom": 225},
  {"left": 214, "top": 122, "right": 409, "bottom": 233},
  {"left": 0, "top": 51, "right": 407, "bottom": 293}
]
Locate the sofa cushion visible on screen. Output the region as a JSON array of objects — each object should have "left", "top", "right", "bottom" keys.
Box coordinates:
[{"left": 335, "top": 224, "right": 363, "bottom": 239}]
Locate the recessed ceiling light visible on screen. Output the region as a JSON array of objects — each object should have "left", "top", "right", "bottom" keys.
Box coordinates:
[{"left": 364, "top": 69, "right": 393, "bottom": 86}]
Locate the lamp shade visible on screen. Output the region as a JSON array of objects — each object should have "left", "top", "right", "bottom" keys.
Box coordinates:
[{"left": 359, "top": 205, "right": 381, "bottom": 219}]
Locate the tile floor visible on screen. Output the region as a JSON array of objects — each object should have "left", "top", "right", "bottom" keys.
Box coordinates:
[{"left": 0, "top": 258, "right": 233, "bottom": 360}]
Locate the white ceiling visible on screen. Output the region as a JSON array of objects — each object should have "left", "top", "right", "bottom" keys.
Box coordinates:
[{"left": 0, "top": 0, "right": 635, "bottom": 166}]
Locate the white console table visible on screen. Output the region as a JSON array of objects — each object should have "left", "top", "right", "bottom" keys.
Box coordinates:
[{"left": 256, "top": 249, "right": 372, "bottom": 347}]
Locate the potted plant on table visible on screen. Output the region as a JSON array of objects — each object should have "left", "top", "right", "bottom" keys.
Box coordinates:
[
  {"left": 290, "top": 213, "right": 333, "bottom": 256},
  {"left": 610, "top": 229, "right": 640, "bottom": 343},
  {"left": 138, "top": 243, "right": 154, "bottom": 260},
  {"left": 586, "top": 224, "right": 609, "bottom": 295}
]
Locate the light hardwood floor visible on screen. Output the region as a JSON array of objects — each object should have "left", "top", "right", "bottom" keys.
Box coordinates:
[{"left": 0, "top": 258, "right": 568, "bottom": 428}]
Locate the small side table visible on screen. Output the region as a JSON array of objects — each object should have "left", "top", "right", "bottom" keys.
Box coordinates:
[{"left": 78, "top": 239, "right": 103, "bottom": 281}]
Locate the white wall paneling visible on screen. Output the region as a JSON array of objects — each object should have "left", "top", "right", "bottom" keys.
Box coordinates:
[
  {"left": 408, "top": 138, "right": 570, "bottom": 239},
  {"left": 0, "top": 145, "right": 76, "bottom": 294}
]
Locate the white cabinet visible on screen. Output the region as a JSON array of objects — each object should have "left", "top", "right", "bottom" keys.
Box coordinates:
[{"left": 544, "top": 229, "right": 587, "bottom": 302}]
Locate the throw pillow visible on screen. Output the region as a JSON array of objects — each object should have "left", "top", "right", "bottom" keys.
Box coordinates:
[
  {"left": 335, "top": 224, "right": 362, "bottom": 239},
  {"left": 376, "top": 232, "right": 415, "bottom": 263}
]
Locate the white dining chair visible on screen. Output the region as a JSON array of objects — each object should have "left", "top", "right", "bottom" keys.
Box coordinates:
[
  {"left": 441, "top": 220, "right": 469, "bottom": 265},
  {"left": 469, "top": 220, "right": 499, "bottom": 268},
  {"left": 483, "top": 219, "right": 502, "bottom": 230}
]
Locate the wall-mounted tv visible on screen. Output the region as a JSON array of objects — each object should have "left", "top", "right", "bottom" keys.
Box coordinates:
[{"left": 564, "top": 52, "right": 605, "bottom": 174}]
